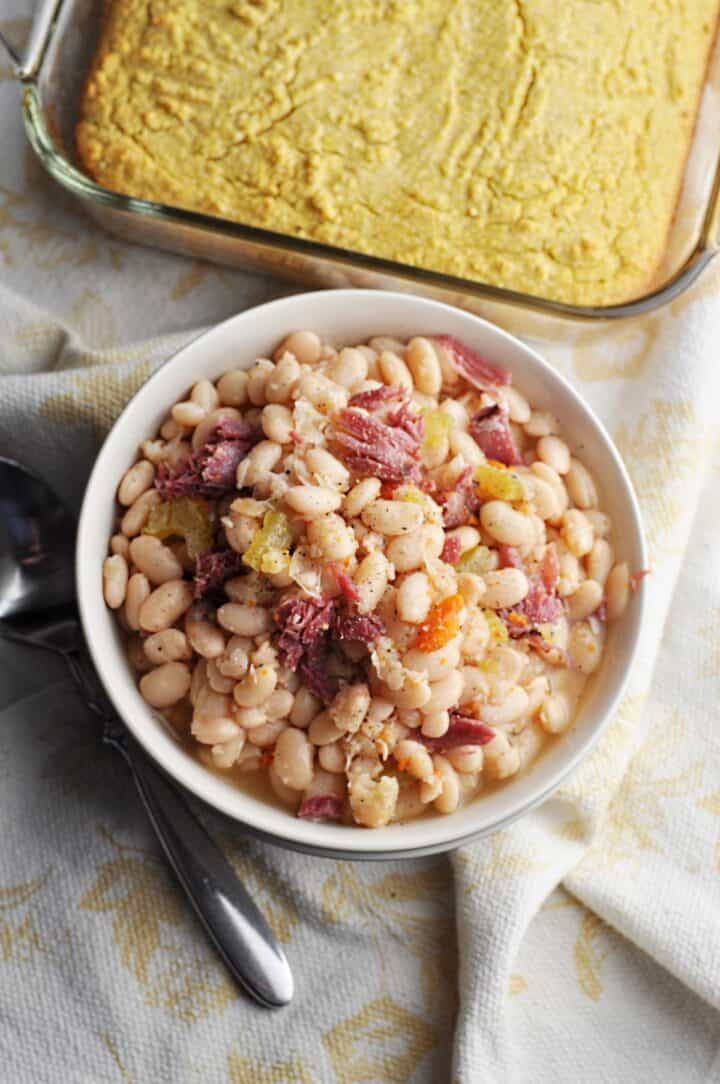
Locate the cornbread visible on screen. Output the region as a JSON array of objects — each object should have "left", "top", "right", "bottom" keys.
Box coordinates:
[{"left": 77, "top": 0, "right": 719, "bottom": 306}]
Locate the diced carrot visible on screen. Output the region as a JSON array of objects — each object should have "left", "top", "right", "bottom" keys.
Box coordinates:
[{"left": 411, "top": 593, "right": 464, "bottom": 651}]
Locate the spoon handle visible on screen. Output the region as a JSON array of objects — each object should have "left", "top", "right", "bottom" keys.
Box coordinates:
[
  {"left": 107, "top": 732, "right": 294, "bottom": 1009},
  {"left": 0, "top": 618, "right": 293, "bottom": 1008}
]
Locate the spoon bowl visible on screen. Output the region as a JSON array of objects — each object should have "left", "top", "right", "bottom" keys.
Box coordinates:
[{"left": 0, "top": 456, "right": 76, "bottom": 619}]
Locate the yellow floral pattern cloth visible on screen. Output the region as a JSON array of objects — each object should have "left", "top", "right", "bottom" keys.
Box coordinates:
[{"left": 2, "top": 4, "right": 720, "bottom": 1080}]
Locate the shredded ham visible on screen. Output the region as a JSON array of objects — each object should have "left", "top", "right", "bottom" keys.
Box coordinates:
[
  {"left": 348, "top": 386, "right": 404, "bottom": 410},
  {"left": 329, "top": 562, "right": 361, "bottom": 603},
  {"left": 539, "top": 544, "right": 560, "bottom": 592},
  {"left": 273, "top": 595, "right": 383, "bottom": 702},
  {"left": 502, "top": 546, "right": 564, "bottom": 631},
  {"left": 434, "top": 335, "right": 511, "bottom": 389},
  {"left": 525, "top": 631, "right": 569, "bottom": 667},
  {"left": 298, "top": 657, "right": 338, "bottom": 704},
  {"left": 331, "top": 610, "right": 385, "bottom": 644},
  {"left": 298, "top": 794, "right": 344, "bottom": 822},
  {"left": 273, "top": 597, "right": 335, "bottom": 671},
  {"left": 333, "top": 407, "right": 422, "bottom": 483},
  {"left": 420, "top": 711, "right": 495, "bottom": 752},
  {"left": 468, "top": 404, "right": 521, "bottom": 466},
  {"left": 193, "top": 549, "right": 245, "bottom": 598},
  {"left": 156, "top": 417, "right": 260, "bottom": 500},
  {"left": 438, "top": 466, "right": 479, "bottom": 529},
  {"left": 440, "top": 536, "right": 463, "bottom": 565},
  {"left": 497, "top": 545, "right": 523, "bottom": 569},
  {"left": 631, "top": 569, "right": 650, "bottom": 592}
]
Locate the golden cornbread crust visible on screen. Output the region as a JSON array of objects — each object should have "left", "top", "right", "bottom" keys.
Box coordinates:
[{"left": 77, "top": 0, "right": 719, "bottom": 306}]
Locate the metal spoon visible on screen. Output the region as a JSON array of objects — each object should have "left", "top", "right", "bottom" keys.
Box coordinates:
[{"left": 0, "top": 456, "right": 293, "bottom": 1008}]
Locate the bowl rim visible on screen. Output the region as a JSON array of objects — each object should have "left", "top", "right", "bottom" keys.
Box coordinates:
[{"left": 76, "top": 288, "right": 648, "bottom": 858}]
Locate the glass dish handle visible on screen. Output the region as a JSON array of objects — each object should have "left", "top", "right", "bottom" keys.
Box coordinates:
[{"left": 1, "top": 0, "right": 64, "bottom": 80}]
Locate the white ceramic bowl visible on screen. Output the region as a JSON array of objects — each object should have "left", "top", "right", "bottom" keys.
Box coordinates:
[{"left": 77, "top": 290, "right": 647, "bottom": 859}]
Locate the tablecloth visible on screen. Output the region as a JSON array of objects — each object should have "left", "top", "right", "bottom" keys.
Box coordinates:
[{"left": 1, "top": 6, "right": 719, "bottom": 1082}]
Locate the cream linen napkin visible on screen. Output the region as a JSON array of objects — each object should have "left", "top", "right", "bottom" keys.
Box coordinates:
[{"left": 2, "top": 8, "right": 720, "bottom": 1080}]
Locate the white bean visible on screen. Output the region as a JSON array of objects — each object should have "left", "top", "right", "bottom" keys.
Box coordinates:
[
  {"left": 129, "top": 535, "right": 183, "bottom": 585},
  {"left": 264, "top": 689, "right": 294, "bottom": 720},
  {"left": 110, "top": 534, "right": 130, "bottom": 559},
  {"left": 210, "top": 733, "right": 247, "bottom": 769},
  {"left": 265, "top": 355, "right": 301, "bottom": 403},
  {"left": 102, "top": 555, "right": 128, "bottom": 610},
  {"left": 139, "top": 662, "right": 191, "bottom": 709},
  {"left": 501, "top": 386, "right": 531, "bottom": 424},
  {"left": 606, "top": 562, "right": 630, "bottom": 621},
  {"left": 355, "top": 550, "right": 391, "bottom": 615},
  {"left": 305, "top": 447, "right": 350, "bottom": 490},
  {"left": 306, "top": 513, "right": 356, "bottom": 562},
  {"left": 172, "top": 400, "right": 206, "bottom": 428},
  {"left": 483, "top": 732, "right": 521, "bottom": 779},
  {"left": 216, "top": 369, "right": 249, "bottom": 407},
  {"left": 449, "top": 429, "right": 484, "bottom": 467},
  {"left": 247, "top": 719, "right": 287, "bottom": 747},
  {"left": 349, "top": 772, "right": 398, "bottom": 828},
  {"left": 394, "top": 739, "right": 435, "bottom": 782},
  {"left": 343, "top": 477, "right": 381, "bottom": 518},
  {"left": 584, "top": 509, "right": 611, "bottom": 538},
  {"left": 567, "top": 579, "right": 603, "bottom": 621},
  {"left": 326, "top": 347, "right": 368, "bottom": 389},
  {"left": 432, "top": 755, "right": 460, "bottom": 814},
  {"left": 524, "top": 410, "right": 558, "bottom": 438},
  {"left": 562, "top": 509, "right": 594, "bottom": 558},
  {"left": 460, "top": 665, "right": 490, "bottom": 703},
  {"left": 247, "top": 359, "right": 275, "bottom": 406},
  {"left": 478, "top": 686, "right": 529, "bottom": 726},
  {"left": 587, "top": 538, "right": 614, "bottom": 587},
  {"left": 143, "top": 629, "right": 191, "bottom": 665},
  {"left": 480, "top": 502, "right": 534, "bottom": 548},
  {"left": 297, "top": 371, "right": 347, "bottom": 413},
  {"left": 285, "top": 485, "right": 342, "bottom": 518},
  {"left": 120, "top": 489, "right": 161, "bottom": 538},
  {"left": 192, "top": 716, "right": 241, "bottom": 745},
  {"left": 457, "top": 572, "right": 487, "bottom": 607},
  {"left": 538, "top": 694, "right": 571, "bottom": 734},
  {"left": 379, "top": 350, "right": 413, "bottom": 391},
  {"left": 274, "top": 728, "right": 315, "bottom": 790},
  {"left": 482, "top": 569, "right": 529, "bottom": 609},
  {"left": 318, "top": 742, "right": 346, "bottom": 773},
  {"left": 361, "top": 500, "right": 424, "bottom": 537},
  {"left": 308, "top": 711, "right": 344, "bottom": 746},
  {"left": 421, "top": 669, "right": 464, "bottom": 714},
  {"left": 406, "top": 337, "right": 442, "bottom": 396},
  {"left": 566, "top": 458, "right": 599, "bottom": 509},
  {"left": 117, "top": 460, "right": 155, "bottom": 506},
  {"left": 138, "top": 580, "right": 193, "bottom": 633},
  {"left": 232, "top": 664, "right": 277, "bottom": 707},
  {"left": 191, "top": 379, "right": 219, "bottom": 413},
  {"left": 386, "top": 524, "right": 443, "bottom": 572},
  {"left": 186, "top": 609, "right": 226, "bottom": 658},
  {"left": 396, "top": 572, "right": 432, "bottom": 624},
  {"left": 447, "top": 745, "right": 484, "bottom": 774},
  {"left": 261, "top": 403, "right": 294, "bottom": 444},
  {"left": 290, "top": 687, "right": 322, "bottom": 729},
  {"left": 275, "top": 330, "right": 322, "bottom": 365},
  {"left": 420, "top": 710, "right": 450, "bottom": 739},
  {"left": 567, "top": 622, "right": 603, "bottom": 674},
  {"left": 537, "top": 435, "right": 570, "bottom": 475},
  {"left": 124, "top": 572, "right": 151, "bottom": 631},
  {"left": 217, "top": 603, "right": 271, "bottom": 637},
  {"left": 404, "top": 642, "right": 461, "bottom": 682}
]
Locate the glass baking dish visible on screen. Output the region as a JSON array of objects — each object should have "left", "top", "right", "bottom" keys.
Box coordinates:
[{"left": 5, "top": 0, "right": 720, "bottom": 320}]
